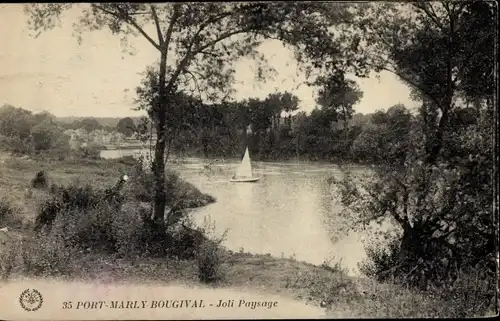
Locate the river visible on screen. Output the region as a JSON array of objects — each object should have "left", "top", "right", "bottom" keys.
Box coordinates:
[{"left": 100, "top": 149, "right": 370, "bottom": 276}]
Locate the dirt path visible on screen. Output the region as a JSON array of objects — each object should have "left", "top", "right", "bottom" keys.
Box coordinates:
[{"left": 1, "top": 278, "right": 328, "bottom": 320}]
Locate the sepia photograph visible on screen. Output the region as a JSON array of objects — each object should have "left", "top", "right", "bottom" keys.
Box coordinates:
[{"left": 0, "top": 1, "right": 498, "bottom": 319}]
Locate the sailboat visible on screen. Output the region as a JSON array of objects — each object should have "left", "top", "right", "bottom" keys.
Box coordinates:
[{"left": 230, "top": 146, "right": 260, "bottom": 183}]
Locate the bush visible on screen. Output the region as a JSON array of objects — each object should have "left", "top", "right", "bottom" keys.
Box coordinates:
[
  {"left": 18, "top": 234, "right": 75, "bottom": 277},
  {"left": 126, "top": 157, "right": 215, "bottom": 210},
  {"left": 33, "top": 181, "right": 144, "bottom": 255},
  {"left": 30, "top": 121, "right": 70, "bottom": 153},
  {"left": 284, "top": 263, "right": 356, "bottom": 308},
  {"left": 1, "top": 232, "right": 76, "bottom": 279},
  {"left": 32, "top": 177, "right": 215, "bottom": 262},
  {"left": 34, "top": 182, "right": 105, "bottom": 233},
  {"left": 111, "top": 202, "right": 150, "bottom": 258},
  {"left": 51, "top": 203, "right": 118, "bottom": 253},
  {"left": 31, "top": 170, "right": 49, "bottom": 189},
  {"left": 0, "top": 198, "right": 22, "bottom": 228},
  {"left": 358, "top": 234, "right": 495, "bottom": 317},
  {"left": 72, "top": 144, "right": 102, "bottom": 160},
  {"left": 0, "top": 135, "right": 32, "bottom": 154},
  {"left": 114, "top": 155, "right": 138, "bottom": 166},
  {"left": 0, "top": 238, "right": 17, "bottom": 279},
  {"left": 431, "top": 266, "right": 496, "bottom": 317},
  {"left": 358, "top": 237, "right": 401, "bottom": 282},
  {"left": 193, "top": 217, "right": 228, "bottom": 284},
  {"left": 0, "top": 198, "right": 15, "bottom": 226}
]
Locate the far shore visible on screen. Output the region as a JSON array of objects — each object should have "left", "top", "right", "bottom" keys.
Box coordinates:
[{"left": 99, "top": 147, "right": 374, "bottom": 168}]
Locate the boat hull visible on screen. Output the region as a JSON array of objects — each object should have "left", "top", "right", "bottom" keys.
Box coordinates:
[{"left": 230, "top": 177, "right": 260, "bottom": 183}]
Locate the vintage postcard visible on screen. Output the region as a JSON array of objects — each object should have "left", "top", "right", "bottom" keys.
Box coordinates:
[{"left": 0, "top": 2, "right": 497, "bottom": 320}]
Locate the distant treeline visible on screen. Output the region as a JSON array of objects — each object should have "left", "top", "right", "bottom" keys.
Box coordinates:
[
  {"left": 58, "top": 116, "right": 143, "bottom": 130},
  {"left": 0, "top": 104, "right": 139, "bottom": 157},
  {"left": 152, "top": 98, "right": 482, "bottom": 164},
  {"left": 2, "top": 99, "right": 481, "bottom": 165}
]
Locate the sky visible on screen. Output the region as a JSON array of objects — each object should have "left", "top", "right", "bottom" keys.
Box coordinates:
[{"left": 0, "top": 4, "right": 418, "bottom": 118}]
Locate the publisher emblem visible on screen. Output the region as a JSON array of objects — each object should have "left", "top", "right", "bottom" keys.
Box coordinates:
[{"left": 19, "top": 289, "right": 43, "bottom": 312}]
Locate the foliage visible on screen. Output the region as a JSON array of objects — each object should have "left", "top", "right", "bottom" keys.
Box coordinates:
[
  {"left": 30, "top": 120, "right": 70, "bottom": 153},
  {"left": 17, "top": 233, "right": 76, "bottom": 277},
  {"left": 321, "top": 3, "right": 497, "bottom": 317},
  {"left": 116, "top": 117, "right": 137, "bottom": 137},
  {"left": 24, "top": 1, "right": 360, "bottom": 222},
  {"left": 133, "top": 85, "right": 376, "bottom": 161},
  {"left": 72, "top": 144, "right": 102, "bottom": 160},
  {"left": 0, "top": 105, "right": 72, "bottom": 157},
  {"left": 193, "top": 216, "right": 228, "bottom": 284},
  {"left": 125, "top": 154, "right": 215, "bottom": 210},
  {"left": 315, "top": 71, "right": 363, "bottom": 126},
  {"left": 352, "top": 104, "right": 413, "bottom": 164},
  {"left": 34, "top": 179, "right": 124, "bottom": 233},
  {"left": 73, "top": 117, "right": 102, "bottom": 132},
  {"left": 0, "top": 198, "right": 23, "bottom": 228},
  {"left": 31, "top": 170, "right": 49, "bottom": 189},
  {"left": 0, "top": 104, "right": 34, "bottom": 140}
]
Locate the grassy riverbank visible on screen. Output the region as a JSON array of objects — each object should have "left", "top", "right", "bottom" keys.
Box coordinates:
[{"left": 0, "top": 153, "right": 483, "bottom": 318}]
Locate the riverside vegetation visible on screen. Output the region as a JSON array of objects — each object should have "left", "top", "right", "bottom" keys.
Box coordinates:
[
  {"left": 0, "top": 147, "right": 495, "bottom": 317},
  {"left": 1, "top": 1, "right": 496, "bottom": 318}
]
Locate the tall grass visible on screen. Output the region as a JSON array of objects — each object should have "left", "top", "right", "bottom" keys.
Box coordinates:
[
  {"left": 0, "top": 198, "right": 23, "bottom": 228},
  {"left": 1, "top": 168, "right": 224, "bottom": 282},
  {"left": 193, "top": 216, "right": 228, "bottom": 284}
]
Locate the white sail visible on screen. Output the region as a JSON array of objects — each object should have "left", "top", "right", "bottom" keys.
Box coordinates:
[{"left": 235, "top": 147, "right": 253, "bottom": 178}]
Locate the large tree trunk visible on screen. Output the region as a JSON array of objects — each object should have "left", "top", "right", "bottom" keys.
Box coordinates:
[{"left": 153, "top": 51, "right": 168, "bottom": 225}]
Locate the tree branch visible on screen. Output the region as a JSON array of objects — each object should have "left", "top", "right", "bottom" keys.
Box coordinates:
[
  {"left": 94, "top": 4, "right": 161, "bottom": 51},
  {"left": 163, "top": 4, "right": 181, "bottom": 51},
  {"left": 197, "top": 27, "right": 255, "bottom": 53},
  {"left": 380, "top": 65, "right": 443, "bottom": 110},
  {"left": 412, "top": 3, "right": 446, "bottom": 31},
  {"left": 150, "top": 4, "right": 164, "bottom": 46},
  {"left": 184, "top": 69, "right": 204, "bottom": 100}
]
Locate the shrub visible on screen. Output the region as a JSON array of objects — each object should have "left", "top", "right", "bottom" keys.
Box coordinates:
[
  {"left": 114, "top": 155, "right": 138, "bottom": 166},
  {"left": 0, "top": 238, "right": 17, "bottom": 279},
  {"left": 111, "top": 202, "right": 150, "bottom": 258},
  {"left": 126, "top": 159, "right": 215, "bottom": 209},
  {"left": 0, "top": 198, "right": 22, "bottom": 228},
  {"left": 358, "top": 236, "right": 495, "bottom": 317},
  {"left": 31, "top": 170, "right": 49, "bottom": 189},
  {"left": 196, "top": 239, "right": 225, "bottom": 283},
  {"left": 30, "top": 121, "right": 69, "bottom": 152},
  {"left": 167, "top": 220, "right": 207, "bottom": 260},
  {"left": 34, "top": 182, "right": 104, "bottom": 233},
  {"left": 284, "top": 265, "right": 356, "bottom": 308},
  {"left": 52, "top": 203, "right": 118, "bottom": 253},
  {"left": 0, "top": 198, "right": 15, "bottom": 226},
  {"left": 1, "top": 231, "right": 76, "bottom": 279},
  {"left": 0, "top": 135, "right": 32, "bottom": 154},
  {"left": 428, "top": 265, "right": 496, "bottom": 317},
  {"left": 34, "top": 178, "right": 131, "bottom": 233},
  {"left": 193, "top": 217, "right": 228, "bottom": 284},
  {"left": 358, "top": 237, "right": 401, "bottom": 282},
  {"left": 73, "top": 144, "right": 102, "bottom": 160},
  {"left": 18, "top": 234, "right": 75, "bottom": 277}
]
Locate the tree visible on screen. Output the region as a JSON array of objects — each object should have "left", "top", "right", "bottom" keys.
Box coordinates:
[
  {"left": 315, "top": 71, "right": 363, "bottom": 157},
  {"left": 329, "top": 2, "right": 496, "bottom": 304},
  {"left": 25, "top": 2, "right": 358, "bottom": 224},
  {"left": 116, "top": 117, "right": 136, "bottom": 137},
  {"left": 76, "top": 117, "right": 102, "bottom": 132},
  {"left": 263, "top": 91, "right": 300, "bottom": 132},
  {"left": 352, "top": 104, "right": 413, "bottom": 165},
  {"left": 315, "top": 71, "right": 363, "bottom": 123},
  {"left": 30, "top": 120, "right": 69, "bottom": 152},
  {"left": 0, "top": 104, "right": 34, "bottom": 140},
  {"left": 33, "top": 111, "right": 57, "bottom": 125}
]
